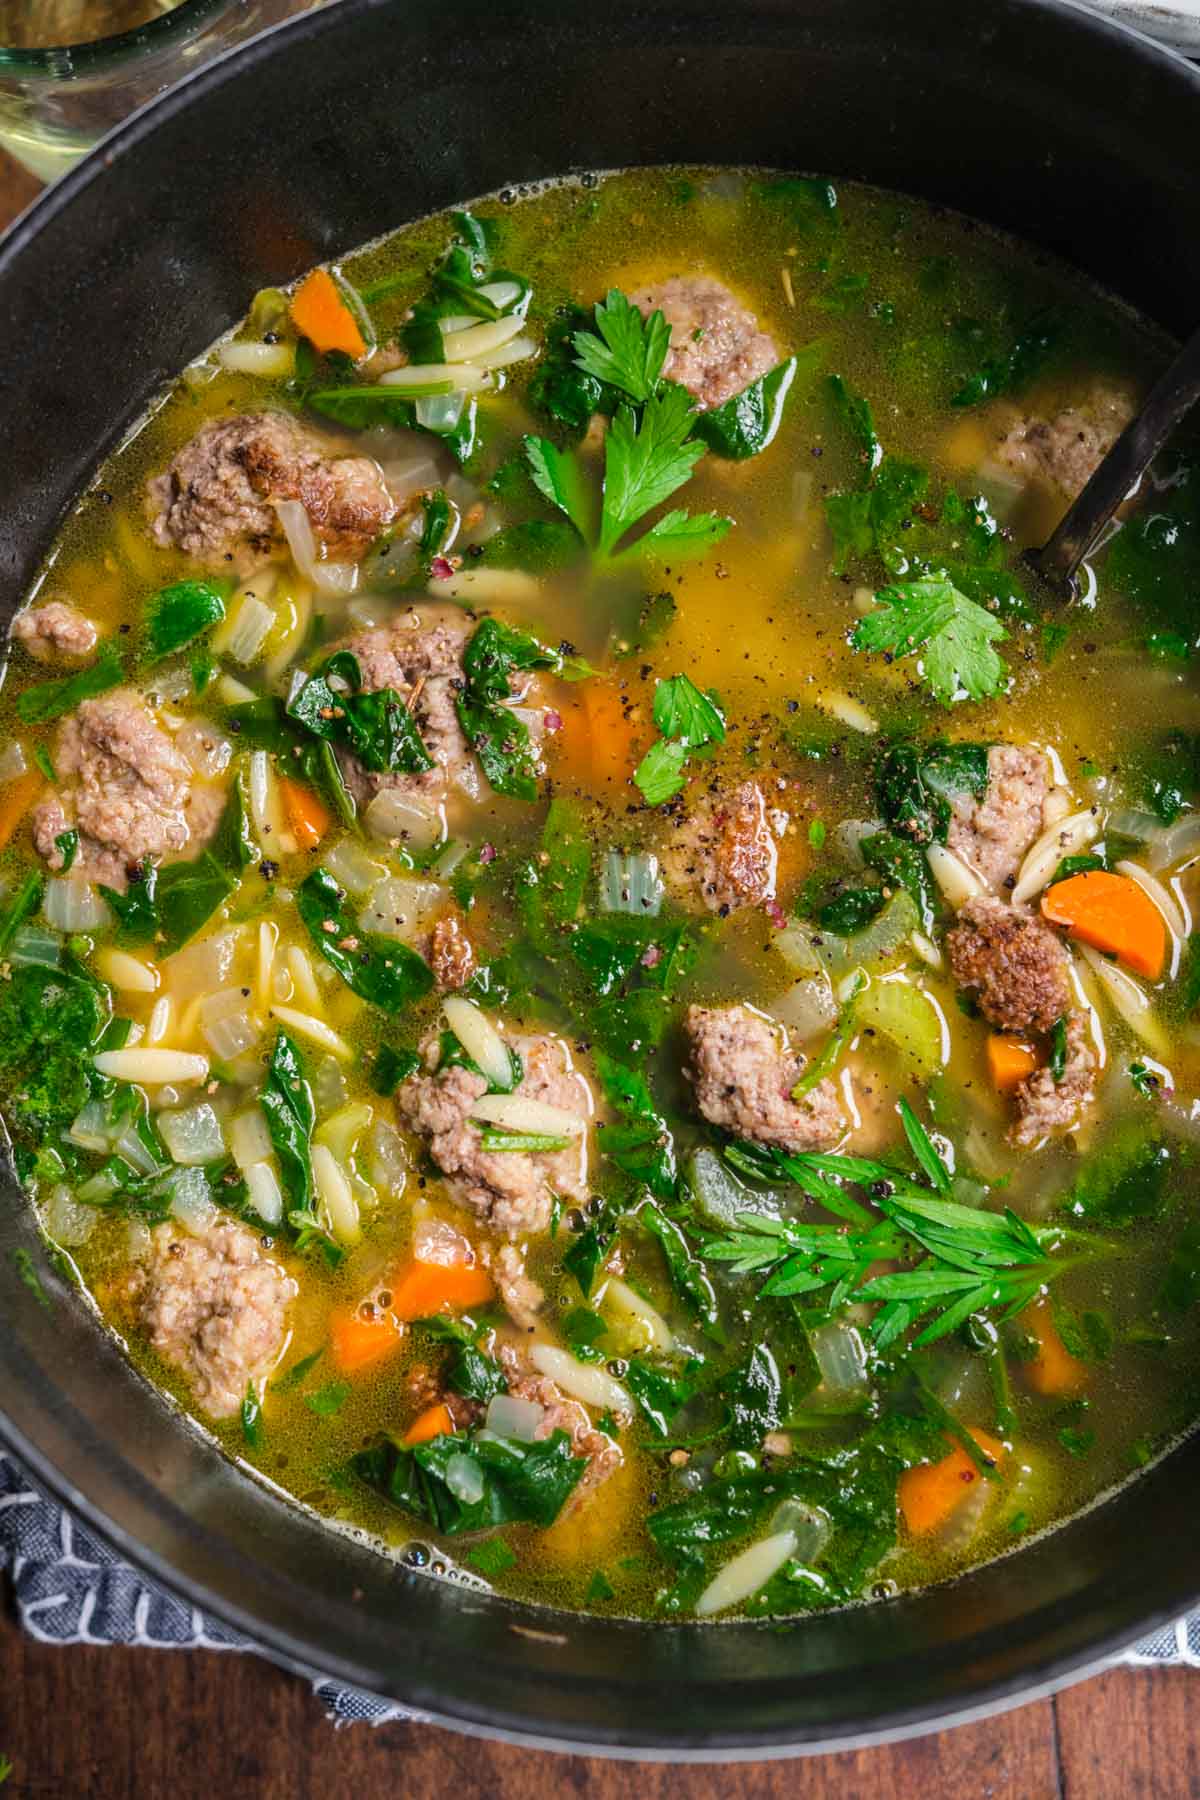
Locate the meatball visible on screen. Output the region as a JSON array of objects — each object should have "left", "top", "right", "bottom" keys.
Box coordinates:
[
  {"left": 631, "top": 275, "right": 778, "bottom": 409},
  {"left": 685, "top": 1002, "right": 844, "bottom": 1153},
  {"left": 11, "top": 600, "right": 98, "bottom": 663},
  {"left": 947, "top": 895, "right": 1072, "bottom": 1035},
  {"left": 394, "top": 1030, "right": 594, "bottom": 1238},
  {"left": 662, "top": 780, "right": 779, "bottom": 915},
  {"left": 336, "top": 611, "right": 475, "bottom": 807},
  {"left": 148, "top": 410, "right": 395, "bottom": 574},
  {"left": 487, "top": 1243, "right": 544, "bottom": 1334},
  {"left": 31, "top": 689, "right": 220, "bottom": 890},
  {"left": 995, "top": 383, "right": 1135, "bottom": 501},
  {"left": 1010, "top": 1011, "right": 1097, "bottom": 1147},
  {"left": 946, "top": 745, "right": 1049, "bottom": 890},
  {"left": 128, "top": 1219, "right": 294, "bottom": 1420}
]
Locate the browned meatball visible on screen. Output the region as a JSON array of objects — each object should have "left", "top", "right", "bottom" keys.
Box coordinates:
[{"left": 947, "top": 896, "right": 1072, "bottom": 1034}]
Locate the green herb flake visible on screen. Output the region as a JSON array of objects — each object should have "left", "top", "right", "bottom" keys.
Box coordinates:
[
  {"left": 306, "top": 1379, "right": 352, "bottom": 1418},
  {"left": 466, "top": 1536, "right": 519, "bottom": 1578}
]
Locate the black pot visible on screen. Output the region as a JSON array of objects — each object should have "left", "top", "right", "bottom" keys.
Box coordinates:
[{"left": 1, "top": 0, "right": 1198, "bottom": 1756}]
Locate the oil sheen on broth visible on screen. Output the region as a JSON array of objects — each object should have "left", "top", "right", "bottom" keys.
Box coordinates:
[{"left": 3, "top": 168, "right": 1199, "bottom": 1624}]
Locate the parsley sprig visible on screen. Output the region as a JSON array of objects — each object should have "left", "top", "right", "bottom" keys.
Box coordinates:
[
  {"left": 633, "top": 673, "right": 726, "bottom": 804},
  {"left": 524, "top": 290, "right": 730, "bottom": 565},
  {"left": 702, "top": 1101, "right": 1107, "bottom": 1350},
  {"left": 851, "top": 576, "right": 1009, "bottom": 705}
]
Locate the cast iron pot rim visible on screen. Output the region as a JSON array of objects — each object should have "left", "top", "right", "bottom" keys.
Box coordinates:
[{"left": 3, "top": 0, "right": 1200, "bottom": 1757}]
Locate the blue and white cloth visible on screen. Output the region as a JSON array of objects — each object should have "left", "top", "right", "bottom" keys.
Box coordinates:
[
  {"left": 0, "top": 1449, "right": 416, "bottom": 1725},
  {"left": 0, "top": 1446, "right": 1193, "bottom": 1725}
]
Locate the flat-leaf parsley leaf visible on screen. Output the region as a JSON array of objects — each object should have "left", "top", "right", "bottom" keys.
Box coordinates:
[{"left": 851, "top": 577, "right": 1008, "bottom": 705}]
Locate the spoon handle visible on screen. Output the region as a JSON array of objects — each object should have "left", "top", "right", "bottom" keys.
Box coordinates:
[{"left": 1024, "top": 321, "right": 1200, "bottom": 598}]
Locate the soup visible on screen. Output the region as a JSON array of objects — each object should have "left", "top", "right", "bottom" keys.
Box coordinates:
[{"left": 4, "top": 167, "right": 1199, "bottom": 1622}]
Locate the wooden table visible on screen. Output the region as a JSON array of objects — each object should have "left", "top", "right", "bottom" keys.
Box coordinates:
[{"left": 1, "top": 147, "right": 1197, "bottom": 1800}]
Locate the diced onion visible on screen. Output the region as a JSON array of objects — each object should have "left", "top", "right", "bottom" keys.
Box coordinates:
[
  {"left": 926, "top": 842, "right": 985, "bottom": 908},
  {"left": 363, "top": 787, "right": 444, "bottom": 849},
  {"left": 217, "top": 673, "right": 256, "bottom": 705},
  {"left": 158, "top": 1103, "right": 225, "bottom": 1167},
  {"left": 199, "top": 987, "right": 261, "bottom": 1060},
  {"left": 263, "top": 578, "right": 314, "bottom": 683},
  {"left": 378, "top": 440, "right": 448, "bottom": 496},
  {"left": 441, "top": 312, "right": 527, "bottom": 364},
  {"left": 361, "top": 875, "right": 444, "bottom": 942},
  {"left": 485, "top": 1394, "right": 545, "bottom": 1442},
  {"left": 528, "top": 1343, "right": 630, "bottom": 1415},
  {"left": 0, "top": 740, "right": 27, "bottom": 781},
  {"left": 43, "top": 876, "right": 111, "bottom": 932},
  {"left": 313, "top": 1100, "right": 373, "bottom": 1163},
  {"left": 244, "top": 1160, "right": 284, "bottom": 1227},
  {"left": 268, "top": 1003, "right": 354, "bottom": 1062},
  {"left": 443, "top": 995, "right": 515, "bottom": 1092},
  {"left": 164, "top": 928, "right": 240, "bottom": 1002},
  {"left": 312, "top": 1053, "right": 348, "bottom": 1116},
  {"left": 444, "top": 1452, "right": 486, "bottom": 1504},
  {"left": 600, "top": 1275, "right": 673, "bottom": 1353},
  {"left": 600, "top": 850, "right": 663, "bottom": 917},
  {"left": 225, "top": 594, "right": 276, "bottom": 665},
  {"left": 379, "top": 362, "right": 493, "bottom": 394},
  {"left": 1147, "top": 813, "right": 1200, "bottom": 874},
  {"left": 45, "top": 1184, "right": 97, "bottom": 1248},
  {"left": 854, "top": 977, "right": 948, "bottom": 1080},
  {"left": 323, "top": 836, "right": 387, "bottom": 899},
  {"left": 217, "top": 339, "right": 295, "bottom": 377},
  {"left": 115, "top": 1125, "right": 162, "bottom": 1176},
  {"left": 809, "top": 1321, "right": 870, "bottom": 1399},
  {"left": 312, "top": 1142, "right": 361, "bottom": 1244},
  {"left": 166, "top": 1166, "right": 217, "bottom": 1236},
  {"left": 229, "top": 1107, "right": 273, "bottom": 1171},
  {"left": 1011, "top": 808, "right": 1099, "bottom": 906},
  {"left": 68, "top": 1099, "right": 118, "bottom": 1153},
  {"left": 767, "top": 973, "right": 837, "bottom": 1041},
  {"left": 274, "top": 499, "right": 359, "bottom": 597},
  {"left": 96, "top": 948, "right": 159, "bottom": 993},
  {"left": 94, "top": 1049, "right": 209, "bottom": 1085},
  {"left": 471, "top": 1093, "right": 583, "bottom": 1136},
  {"left": 1114, "top": 858, "right": 1187, "bottom": 942},
  {"left": 414, "top": 390, "right": 467, "bottom": 432},
  {"left": 834, "top": 819, "right": 884, "bottom": 867},
  {"left": 1076, "top": 943, "right": 1169, "bottom": 1055},
  {"left": 695, "top": 1530, "right": 798, "bottom": 1618},
  {"left": 775, "top": 919, "right": 824, "bottom": 978},
  {"left": 369, "top": 1119, "right": 409, "bottom": 1196},
  {"left": 1108, "top": 807, "right": 1169, "bottom": 844},
  {"left": 769, "top": 1498, "right": 831, "bottom": 1564}
]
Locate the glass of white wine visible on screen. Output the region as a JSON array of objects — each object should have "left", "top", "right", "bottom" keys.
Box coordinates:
[{"left": 0, "top": 0, "right": 325, "bottom": 183}]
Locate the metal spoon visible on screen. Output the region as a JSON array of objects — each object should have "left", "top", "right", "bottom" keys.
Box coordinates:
[{"left": 1023, "top": 322, "right": 1200, "bottom": 598}]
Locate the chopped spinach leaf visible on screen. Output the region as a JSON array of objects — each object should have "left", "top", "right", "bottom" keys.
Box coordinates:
[
  {"left": 145, "top": 579, "right": 228, "bottom": 661},
  {"left": 296, "top": 867, "right": 433, "bottom": 1011}
]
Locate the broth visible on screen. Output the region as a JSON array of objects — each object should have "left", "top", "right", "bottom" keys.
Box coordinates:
[{"left": 3, "top": 167, "right": 1199, "bottom": 1621}]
